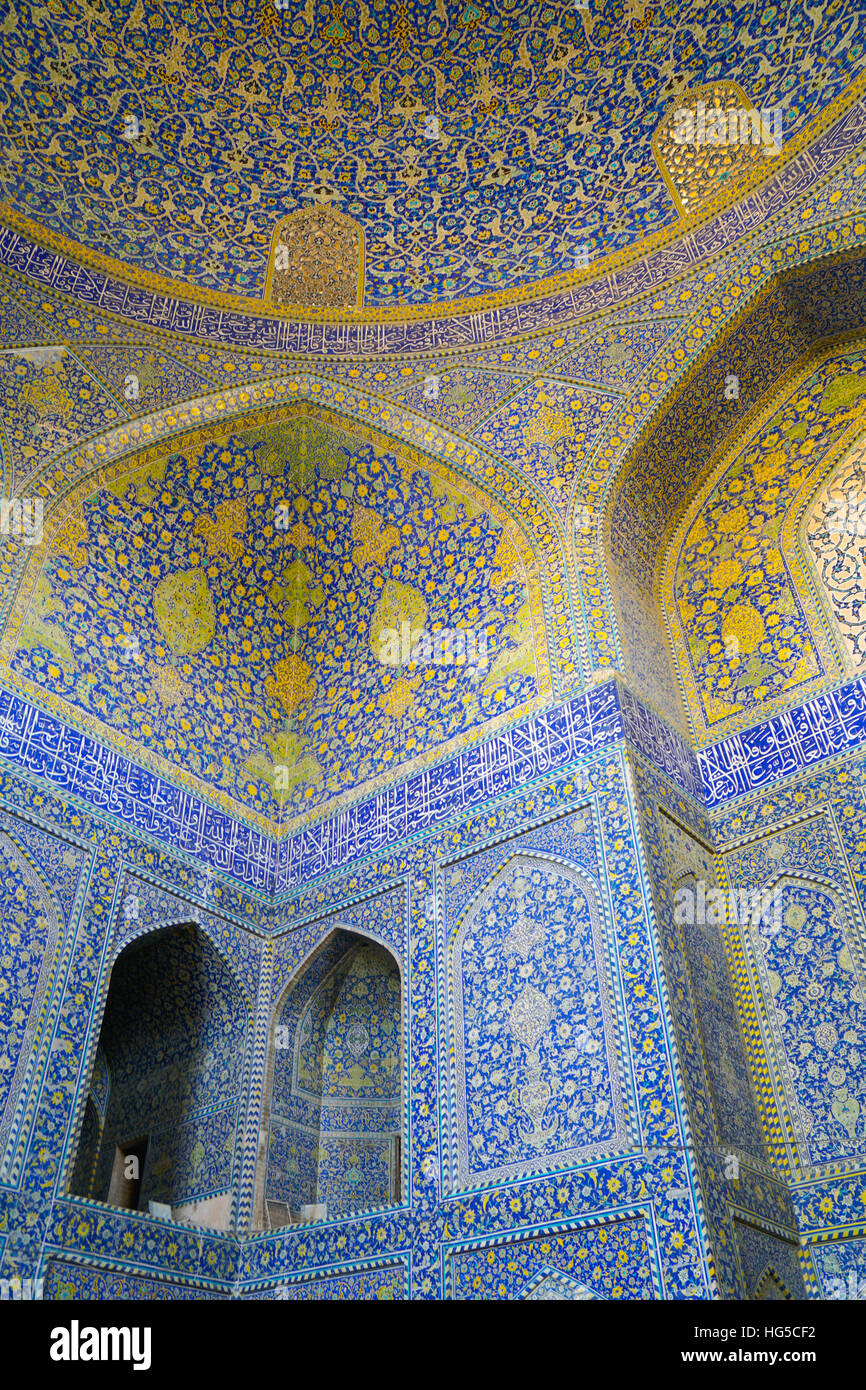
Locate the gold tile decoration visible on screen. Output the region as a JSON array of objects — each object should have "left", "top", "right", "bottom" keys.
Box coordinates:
[
  {"left": 660, "top": 342, "right": 866, "bottom": 738},
  {"left": 654, "top": 82, "right": 783, "bottom": 219},
  {"left": 0, "top": 397, "right": 551, "bottom": 832},
  {"left": 266, "top": 206, "right": 365, "bottom": 310},
  {"left": 152, "top": 567, "right": 216, "bottom": 659}
]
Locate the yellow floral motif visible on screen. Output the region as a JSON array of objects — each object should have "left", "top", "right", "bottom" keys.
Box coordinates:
[
  {"left": 17, "top": 574, "right": 75, "bottom": 669},
  {"left": 147, "top": 661, "right": 194, "bottom": 711},
  {"left": 193, "top": 497, "right": 248, "bottom": 561},
  {"left": 378, "top": 677, "right": 419, "bottom": 719},
  {"left": 54, "top": 512, "right": 89, "bottom": 570},
  {"left": 19, "top": 365, "right": 73, "bottom": 418},
  {"left": 352, "top": 505, "right": 402, "bottom": 569},
  {"left": 520, "top": 401, "right": 575, "bottom": 452},
  {"left": 153, "top": 567, "right": 216, "bottom": 657},
  {"left": 245, "top": 727, "right": 323, "bottom": 798},
  {"left": 484, "top": 601, "right": 537, "bottom": 689},
  {"left": 266, "top": 653, "right": 316, "bottom": 716},
  {"left": 721, "top": 603, "right": 765, "bottom": 655},
  {"left": 490, "top": 527, "right": 521, "bottom": 586},
  {"left": 282, "top": 517, "right": 316, "bottom": 552},
  {"left": 369, "top": 580, "right": 429, "bottom": 666}
]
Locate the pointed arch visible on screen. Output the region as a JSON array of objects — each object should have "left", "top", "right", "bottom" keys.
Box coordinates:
[
  {"left": 108, "top": 889, "right": 254, "bottom": 1009},
  {"left": 604, "top": 248, "right": 866, "bottom": 731},
  {"left": 69, "top": 921, "right": 250, "bottom": 1228},
  {"left": 259, "top": 925, "right": 404, "bottom": 1228},
  {"left": 753, "top": 1265, "right": 792, "bottom": 1300}
]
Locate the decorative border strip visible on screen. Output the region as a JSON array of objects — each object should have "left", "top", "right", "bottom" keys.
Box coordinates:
[
  {"left": 699, "top": 676, "right": 866, "bottom": 807},
  {"left": 2, "top": 673, "right": 866, "bottom": 890},
  {"left": 0, "top": 682, "right": 623, "bottom": 886},
  {"left": 620, "top": 687, "right": 704, "bottom": 800},
  {"left": 727, "top": 1206, "right": 801, "bottom": 1245},
  {"left": 0, "top": 687, "right": 274, "bottom": 888},
  {"left": 235, "top": 1252, "right": 410, "bottom": 1298},
  {"left": 275, "top": 682, "right": 624, "bottom": 888},
  {"left": 41, "top": 1251, "right": 234, "bottom": 1298}
]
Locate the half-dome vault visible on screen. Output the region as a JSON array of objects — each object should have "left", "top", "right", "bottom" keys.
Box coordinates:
[{"left": 4, "top": 405, "right": 546, "bottom": 830}]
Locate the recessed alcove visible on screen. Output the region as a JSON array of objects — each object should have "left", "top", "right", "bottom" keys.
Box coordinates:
[
  {"left": 259, "top": 929, "right": 403, "bottom": 1228},
  {"left": 1, "top": 0, "right": 865, "bottom": 1305},
  {"left": 68, "top": 924, "right": 249, "bottom": 1230}
]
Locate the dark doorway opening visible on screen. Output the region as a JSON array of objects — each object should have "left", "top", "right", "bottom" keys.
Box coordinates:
[
  {"left": 107, "top": 1136, "right": 148, "bottom": 1211},
  {"left": 68, "top": 923, "right": 248, "bottom": 1229}
]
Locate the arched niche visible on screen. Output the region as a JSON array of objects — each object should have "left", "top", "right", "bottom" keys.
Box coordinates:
[
  {"left": 605, "top": 250, "right": 866, "bottom": 732},
  {"left": 69, "top": 922, "right": 249, "bottom": 1230},
  {"left": 261, "top": 928, "right": 403, "bottom": 1227},
  {"left": 449, "top": 852, "right": 627, "bottom": 1189},
  {"left": 661, "top": 346, "right": 866, "bottom": 738}
]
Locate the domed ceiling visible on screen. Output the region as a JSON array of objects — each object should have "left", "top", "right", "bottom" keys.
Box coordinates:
[
  {"left": 0, "top": 0, "right": 865, "bottom": 845},
  {"left": 1, "top": 0, "right": 864, "bottom": 308}
]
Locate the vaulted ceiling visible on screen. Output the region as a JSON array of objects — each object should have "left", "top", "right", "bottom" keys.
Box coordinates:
[
  {"left": 1, "top": 1, "right": 866, "bottom": 835},
  {"left": 1, "top": 0, "right": 863, "bottom": 307},
  {"left": 5, "top": 406, "right": 547, "bottom": 826}
]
